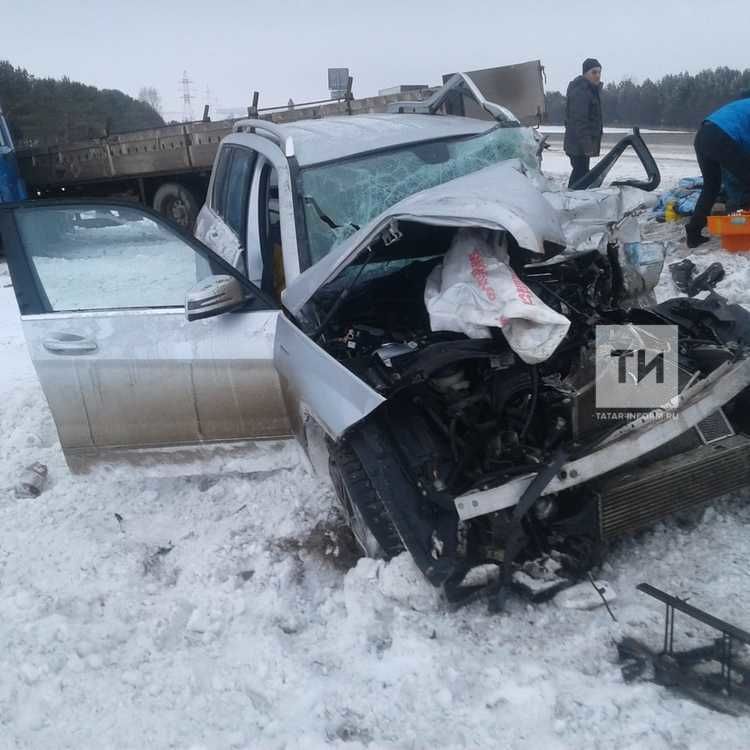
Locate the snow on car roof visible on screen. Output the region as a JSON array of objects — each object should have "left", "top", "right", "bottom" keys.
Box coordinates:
[{"left": 237, "top": 113, "right": 495, "bottom": 166}]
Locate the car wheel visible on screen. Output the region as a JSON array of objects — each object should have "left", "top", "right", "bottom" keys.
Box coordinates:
[
  {"left": 152, "top": 183, "right": 199, "bottom": 231},
  {"left": 328, "top": 443, "right": 405, "bottom": 560}
]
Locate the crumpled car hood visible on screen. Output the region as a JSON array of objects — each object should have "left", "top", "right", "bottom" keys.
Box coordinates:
[
  {"left": 282, "top": 158, "right": 656, "bottom": 316},
  {"left": 545, "top": 183, "right": 660, "bottom": 250}
]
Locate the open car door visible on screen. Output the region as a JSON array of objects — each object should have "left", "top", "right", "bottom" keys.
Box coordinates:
[{"left": 0, "top": 200, "right": 291, "bottom": 472}]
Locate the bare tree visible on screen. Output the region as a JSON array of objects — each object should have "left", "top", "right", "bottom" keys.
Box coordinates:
[{"left": 138, "top": 86, "right": 162, "bottom": 116}]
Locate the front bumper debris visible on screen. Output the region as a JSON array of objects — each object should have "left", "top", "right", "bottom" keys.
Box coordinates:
[{"left": 455, "top": 356, "right": 750, "bottom": 521}]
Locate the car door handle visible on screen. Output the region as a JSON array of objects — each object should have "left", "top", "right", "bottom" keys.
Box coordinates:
[{"left": 43, "top": 334, "right": 98, "bottom": 354}]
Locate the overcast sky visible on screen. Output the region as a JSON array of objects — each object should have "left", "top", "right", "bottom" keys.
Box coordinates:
[{"left": 2, "top": 0, "right": 746, "bottom": 120}]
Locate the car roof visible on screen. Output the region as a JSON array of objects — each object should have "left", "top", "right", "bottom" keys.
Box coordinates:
[{"left": 234, "top": 113, "right": 495, "bottom": 166}]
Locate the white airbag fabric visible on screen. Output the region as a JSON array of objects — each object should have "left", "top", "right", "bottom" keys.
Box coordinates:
[{"left": 424, "top": 229, "right": 570, "bottom": 364}]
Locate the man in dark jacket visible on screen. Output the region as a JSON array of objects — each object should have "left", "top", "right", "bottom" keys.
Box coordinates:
[
  {"left": 685, "top": 92, "right": 750, "bottom": 248},
  {"left": 564, "top": 59, "right": 604, "bottom": 188}
]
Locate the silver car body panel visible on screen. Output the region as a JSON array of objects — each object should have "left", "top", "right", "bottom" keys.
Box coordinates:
[
  {"left": 454, "top": 356, "right": 750, "bottom": 521},
  {"left": 22, "top": 307, "right": 291, "bottom": 471},
  {"left": 283, "top": 159, "right": 567, "bottom": 316},
  {"left": 273, "top": 313, "right": 385, "bottom": 440},
  {"left": 62, "top": 440, "right": 295, "bottom": 476}
]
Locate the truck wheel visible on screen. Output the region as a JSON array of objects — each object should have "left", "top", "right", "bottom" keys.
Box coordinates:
[
  {"left": 328, "top": 443, "right": 405, "bottom": 559},
  {"left": 152, "top": 183, "right": 199, "bottom": 231}
]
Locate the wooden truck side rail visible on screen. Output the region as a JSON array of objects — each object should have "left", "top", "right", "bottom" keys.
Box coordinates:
[{"left": 17, "top": 119, "right": 234, "bottom": 188}]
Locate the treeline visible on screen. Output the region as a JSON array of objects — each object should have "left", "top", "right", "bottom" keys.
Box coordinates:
[
  {"left": 0, "top": 61, "right": 164, "bottom": 147},
  {"left": 545, "top": 66, "right": 750, "bottom": 129}
]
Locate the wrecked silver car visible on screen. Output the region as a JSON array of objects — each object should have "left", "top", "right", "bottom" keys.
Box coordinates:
[
  {"left": 3, "top": 75, "right": 750, "bottom": 606},
  {"left": 280, "top": 156, "right": 750, "bottom": 605}
]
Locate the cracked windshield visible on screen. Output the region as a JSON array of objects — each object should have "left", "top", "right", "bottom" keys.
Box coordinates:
[{"left": 301, "top": 125, "right": 539, "bottom": 263}]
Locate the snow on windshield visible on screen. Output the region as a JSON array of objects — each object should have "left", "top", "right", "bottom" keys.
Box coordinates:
[
  {"left": 301, "top": 126, "right": 540, "bottom": 264},
  {"left": 16, "top": 207, "right": 204, "bottom": 312}
]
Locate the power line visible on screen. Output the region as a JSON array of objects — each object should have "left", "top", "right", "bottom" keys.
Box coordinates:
[{"left": 180, "top": 70, "right": 194, "bottom": 123}]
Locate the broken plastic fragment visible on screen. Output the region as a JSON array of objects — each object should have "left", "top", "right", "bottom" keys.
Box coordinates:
[{"left": 554, "top": 580, "right": 617, "bottom": 611}]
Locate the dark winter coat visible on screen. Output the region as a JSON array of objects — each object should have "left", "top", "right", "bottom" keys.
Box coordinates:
[{"left": 564, "top": 76, "right": 603, "bottom": 157}]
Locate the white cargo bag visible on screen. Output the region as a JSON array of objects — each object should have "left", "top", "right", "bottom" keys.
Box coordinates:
[{"left": 424, "top": 229, "right": 570, "bottom": 364}]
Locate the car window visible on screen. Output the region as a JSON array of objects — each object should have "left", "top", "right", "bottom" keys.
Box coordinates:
[
  {"left": 14, "top": 205, "right": 212, "bottom": 312},
  {"left": 220, "top": 148, "right": 255, "bottom": 238},
  {"left": 211, "top": 147, "right": 232, "bottom": 216}
]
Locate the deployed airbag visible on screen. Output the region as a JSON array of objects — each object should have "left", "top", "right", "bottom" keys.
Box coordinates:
[{"left": 424, "top": 229, "right": 570, "bottom": 364}]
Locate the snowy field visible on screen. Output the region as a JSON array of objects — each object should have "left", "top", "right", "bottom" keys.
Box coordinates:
[{"left": 4, "top": 150, "right": 750, "bottom": 749}]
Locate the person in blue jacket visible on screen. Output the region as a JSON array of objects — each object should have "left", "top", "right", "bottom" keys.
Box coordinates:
[
  {"left": 0, "top": 110, "right": 27, "bottom": 203},
  {"left": 686, "top": 92, "right": 750, "bottom": 247}
]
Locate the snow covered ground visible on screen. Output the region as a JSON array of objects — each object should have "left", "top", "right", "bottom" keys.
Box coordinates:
[{"left": 3, "top": 155, "right": 750, "bottom": 749}]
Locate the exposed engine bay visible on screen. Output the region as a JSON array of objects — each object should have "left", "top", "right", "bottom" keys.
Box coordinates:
[{"left": 307, "top": 218, "right": 750, "bottom": 606}]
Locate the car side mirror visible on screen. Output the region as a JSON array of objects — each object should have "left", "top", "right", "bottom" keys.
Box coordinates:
[{"left": 185, "top": 274, "right": 249, "bottom": 321}]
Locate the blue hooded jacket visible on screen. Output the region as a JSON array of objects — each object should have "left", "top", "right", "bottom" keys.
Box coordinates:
[
  {"left": 0, "top": 113, "right": 27, "bottom": 203},
  {"left": 707, "top": 98, "right": 750, "bottom": 153}
]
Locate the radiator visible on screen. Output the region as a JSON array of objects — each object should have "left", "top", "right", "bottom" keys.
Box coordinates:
[{"left": 597, "top": 433, "right": 750, "bottom": 540}]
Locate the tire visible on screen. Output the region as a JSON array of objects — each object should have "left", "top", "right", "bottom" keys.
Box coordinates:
[
  {"left": 328, "top": 443, "right": 405, "bottom": 560},
  {"left": 152, "top": 183, "right": 199, "bottom": 231}
]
